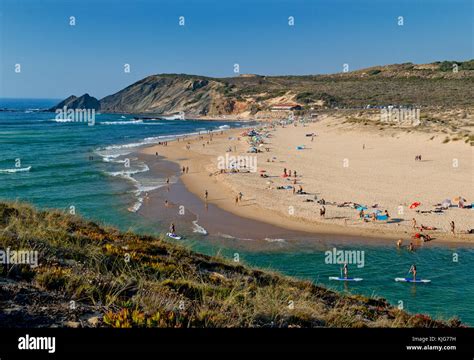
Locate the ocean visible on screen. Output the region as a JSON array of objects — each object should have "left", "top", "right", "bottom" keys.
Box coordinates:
[{"left": 1, "top": 98, "right": 473, "bottom": 326}]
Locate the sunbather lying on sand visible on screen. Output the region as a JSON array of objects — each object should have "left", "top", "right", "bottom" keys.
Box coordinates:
[
  {"left": 412, "top": 232, "right": 432, "bottom": 242},
  {"left": 420, "top": 224, "right": 437, "bottom": 231}
]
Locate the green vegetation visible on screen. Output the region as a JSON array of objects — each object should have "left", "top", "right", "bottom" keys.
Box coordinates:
[
  {"left": 438, "top": 60, "right": 474, "bottom": 72},
  {"left": 0, "top": 202, "right": 463, "bottom": 328},
  {"left": 367, "top": 69, "right": 382, "bottom": 76}
]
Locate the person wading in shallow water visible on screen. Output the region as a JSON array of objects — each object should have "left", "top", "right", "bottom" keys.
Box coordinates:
[{"left": 204, "top": 190, "right": 208, "bottom": 201}]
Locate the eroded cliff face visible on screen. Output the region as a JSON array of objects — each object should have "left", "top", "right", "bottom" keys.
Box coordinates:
[{"left": 98, "top": 75, "right": 239, "bottom": 115}]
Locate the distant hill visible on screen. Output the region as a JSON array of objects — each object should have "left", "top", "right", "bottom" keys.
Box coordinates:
[
  {"left": 50, "top": 60, "right": 474, "bottom": 116},
  {"left": 49, "top": 93, "right": 100, "bottom": 111}
]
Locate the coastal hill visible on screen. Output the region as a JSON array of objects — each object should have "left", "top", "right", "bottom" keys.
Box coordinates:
[
  {"left": 0, "top": 202, "right": 462, "bottom": 328},
  {"left": 51, "top": 93, "right": 100, "bottom": 111},
  {"left": 50, "top": 60, "right": 474, "bottom": 116}
]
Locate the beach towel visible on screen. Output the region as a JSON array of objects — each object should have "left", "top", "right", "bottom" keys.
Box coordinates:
[{"left": 409, "top": 202, "right": 421, "bottom": 209}]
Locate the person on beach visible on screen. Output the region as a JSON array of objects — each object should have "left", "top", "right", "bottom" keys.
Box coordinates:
[
  {"left": 164, "top": 200, "right": 169, "bottom": 207},
  {"left": 235, "top": 195, "right": 239, "bottom": 205},
  {"left": 450, "top": 221, "right": 455, "bottom": 236},
  {"left": 384, "top": 210, "right": 390, "bottom": 219},
  {"left": 204, "top": 190, "right": 208, "bottom": 201},
  {"left": 293, "top": 170, "right": 297, "bottom": 178},
  {"left": 182, "top": 166, "right": 185, "bottom": 173},
  {"left": 397, "top": 239, "right": 403, "bottom": 248},
  {"left": 155, "top": 152, "right": 158, "bottom": 156},
  {"left": 422, "top": 234, "right": 432, "bottom": 242},
  {"left": 409, "top": 264, "right": 417, "bottom": 281},
  {"left": 359, "top": 209, "right": 365, "bottom": 220},
  {"left": 320, "top": 206, "right": 326, "bottom": 218},
  {"left": 186, "top": 166, "right": 189, "bottom": 174},
  {"left": 412, "top": 218, "right": 417, "bottom": 229},
  {"left": 238, "top": 192, "right": 243, "bottom": 202},
  {"left": 408, "top": 242, "right": 414, "bottom": 252},
  {"left": 166, "top": 178, "right": 170, "bottom": 185}
]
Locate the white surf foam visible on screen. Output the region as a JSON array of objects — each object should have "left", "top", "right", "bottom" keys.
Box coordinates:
[
  {"left": 101, "top": 120, "right": 143, "bottom": 125},
  {"left": 264, "top": 238, "right": 286, "bottom": 243},
  {"left": 192, "top": 220, "right": 208, "bottom": 235},
  {"left": 0, "top": 166, "right": 31, "bottom": 173},
  {"left": 51, "top": 118, "right": 74, "bottom": 123},
  {"left": 107, "top": 164, "right": 150, "bottom": 179}
]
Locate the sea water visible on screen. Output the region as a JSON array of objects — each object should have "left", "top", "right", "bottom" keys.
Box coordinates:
[{"left": 1, "top": 99, "right": 473, "bottom": 326}]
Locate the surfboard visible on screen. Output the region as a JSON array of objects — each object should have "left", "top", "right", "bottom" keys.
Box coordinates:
[
  {"left": 395, "top": 277, "right": 431, "bottom": 283},
  {"left": 166, "top": 233, "right": 182, "bottom": 240},
  {"left": 329, "top": 277, "right": 363, "bottom": 282}
]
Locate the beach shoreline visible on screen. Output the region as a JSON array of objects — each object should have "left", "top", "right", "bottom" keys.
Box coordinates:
[{"left": 138, "top": 116, "right": 473, "bottom": 246}]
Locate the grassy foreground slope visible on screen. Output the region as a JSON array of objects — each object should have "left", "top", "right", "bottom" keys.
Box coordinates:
[{"left": 0, "top": 202, "right": 463, "bottom": 328}]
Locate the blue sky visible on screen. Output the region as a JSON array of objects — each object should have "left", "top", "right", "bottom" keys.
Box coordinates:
[{"left": 0, "top": 0, "right": 472, "bottom": 98}]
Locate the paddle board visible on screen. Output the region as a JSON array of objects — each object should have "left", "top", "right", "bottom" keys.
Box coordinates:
[
  {"left": 329, "top": 277, "right": 363, "bottom": 282},
  {"left": 166, "top": 233, "right": 182, "bottom": 240},
  {"left": 395, "top": 277, "right": 431, "bottom": 283}
]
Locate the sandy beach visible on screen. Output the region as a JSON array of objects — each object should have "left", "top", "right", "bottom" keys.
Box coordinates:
[{"left": 140, "top": 115, "right": 474, "bottom": 245}]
